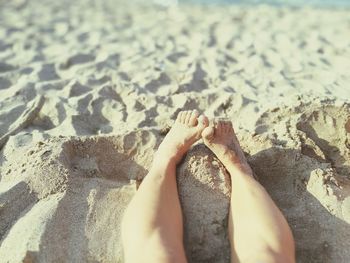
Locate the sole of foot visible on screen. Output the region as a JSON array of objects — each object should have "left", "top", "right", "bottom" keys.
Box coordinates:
[
  {"left": 202, "top": 120, "right": 253, "bottom": 177},
  {"left": 155, "top": 110, "right": 209, "bottom": 164}
]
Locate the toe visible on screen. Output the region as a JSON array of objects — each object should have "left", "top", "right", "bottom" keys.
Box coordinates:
[
  {"left": 228, "top": 121, "right": 234, "bottom": 132},
  {"left": 222, "top": 122, "right": 227, "bottom": 132},
  {"left": 184, "top": 111, "right": 192, "bottom": 125},
  {"left": 224, "top": 121, "right": 231, "bottom": 133},
  {"left": 214, "top": 121, "right": 219, "bottom": 135},
  {"left": 202, "top": 125, "right": 215, "bottom": 142},
  {"left": 197, "top": 115, "right": 209, "bottom": 129},
  {"left": 218, "top": 121, "right": 224, "bottom": 135},
  {"left": 189, "top": 110, "right": 199, "bottom": 126},
  {"left": 176, "top": 111, "right": 183, "bottom": 122},
  {"left": 179, "top": 111, "right": 186, "bottom": 123}
]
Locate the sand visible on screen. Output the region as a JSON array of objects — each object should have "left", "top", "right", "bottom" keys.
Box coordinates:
[{"left": 0, "top": 0, "right": 350, "bottom": 262}]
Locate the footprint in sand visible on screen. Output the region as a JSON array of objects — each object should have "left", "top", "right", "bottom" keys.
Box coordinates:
[
  {"left": 59, "top": 53, "right": 95, "bottom": 70},
  {"left": 0, "top": 77, "right": 11, "bottom": 90},
  {"left": 0, "top": 62, "right": 16, "bottom": 73}
]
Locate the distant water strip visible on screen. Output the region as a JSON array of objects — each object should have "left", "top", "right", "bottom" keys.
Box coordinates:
[{"left": 154, "top": 0, "right": 350, "bottom": 7}]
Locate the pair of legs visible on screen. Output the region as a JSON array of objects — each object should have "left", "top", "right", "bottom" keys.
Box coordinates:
[{"left": 121, "top": 110, "right": 295, "bottom": 263}]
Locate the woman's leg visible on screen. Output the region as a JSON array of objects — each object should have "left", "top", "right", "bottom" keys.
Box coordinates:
[
  {"left": 121, "top": 110, "right": 208, "bottom": 263},
  {"left": 202, "top": 121, "right": 295, "bottom": 263}
]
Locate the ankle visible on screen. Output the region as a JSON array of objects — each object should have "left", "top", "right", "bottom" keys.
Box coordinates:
[
  {"left": 154, "top": 144, "right": 185, "bottom": 164},
  {"left": 151, "top": 154, "right": 177, "bottom": 171},
  {"left": 226, "top": 163, "right": 254, "bottom": 178}
]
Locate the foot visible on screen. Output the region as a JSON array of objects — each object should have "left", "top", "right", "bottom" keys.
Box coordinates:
[
  {"left": 202, "top": 120, "right": 253, "bottom": 176},
  {"left": 155, "top": 110, "right": 209, "bottom": 164}
]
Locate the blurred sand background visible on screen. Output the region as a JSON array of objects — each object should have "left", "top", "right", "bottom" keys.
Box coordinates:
[{"left": 0, "top": 0, "right": 350, "bottom": 262}]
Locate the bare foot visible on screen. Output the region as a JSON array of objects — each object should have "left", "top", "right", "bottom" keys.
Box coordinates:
[
  {"left": 155, "top": 110, "right": 209, "bottom": 164},
  {"left": 202, "top": 120, "right": 253, "bottom": 177}
]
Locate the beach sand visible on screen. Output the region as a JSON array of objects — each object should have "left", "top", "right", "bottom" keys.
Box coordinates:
[{"left": 0, "top": 0, "right": 350, "bottom": 262}]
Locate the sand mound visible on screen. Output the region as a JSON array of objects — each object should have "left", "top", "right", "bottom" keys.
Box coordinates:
[
  {"left": 251, "top": 99, "right": 350, "bottom": 262},
  {"left": 254, "top": 98, "right": 350, "bottom": 176},
  {"left": 0, "top": 131, "right": 158, "bottom": 262},
  {"left": 0, "top": 100, "right": 349, "bottom": 262},
  {"left": 178, "top": 145, "right": 231, "bottom": 262},
  {"left": 0, "top": 128, "right": 232, "bottom": 262}
]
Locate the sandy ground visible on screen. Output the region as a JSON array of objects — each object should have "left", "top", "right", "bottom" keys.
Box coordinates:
[{"left": 0, "top": 0, "right": 350, "bottom": 262}]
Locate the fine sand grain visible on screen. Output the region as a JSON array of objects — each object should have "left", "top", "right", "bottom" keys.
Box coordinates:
[{"left": 0, "top": 0, "right": 350, "bottom": 262}]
